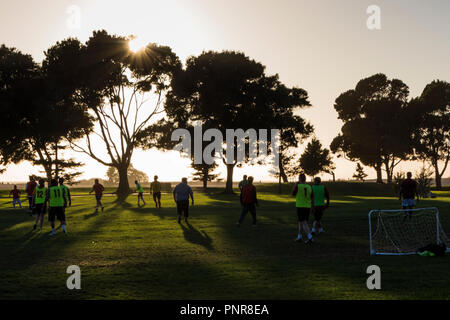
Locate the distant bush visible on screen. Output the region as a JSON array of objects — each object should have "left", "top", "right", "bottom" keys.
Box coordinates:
[{"left": 415, "top": 166, "right": 433, "bottom": 198}]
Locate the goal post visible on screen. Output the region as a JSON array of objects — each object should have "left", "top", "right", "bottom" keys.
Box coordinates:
[{"left": 368, "top": 207, "right": 450, "bottom": 255}]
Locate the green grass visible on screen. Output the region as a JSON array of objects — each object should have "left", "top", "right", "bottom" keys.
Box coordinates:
[{"left": 0, "top": 182, "right": 449, "bottom": 300}]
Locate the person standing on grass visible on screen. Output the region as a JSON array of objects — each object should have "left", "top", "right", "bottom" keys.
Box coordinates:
[
  {"left": 238, "top": 175, "right": 248, "bottom": 191},
  {"left": 173, "top": 177, "right": 194, "bottom": 224},
  {"left": 291, "top": 173, "right": 314, "bottom": 244},
  {"left": 237, "top": 176, "right": 259, "bottom": 227},
  {"left": 150, "top": 175, "right": 162, "bottom": 208},
  {"left": 399, "top": 172, "right": 419, "bottom": 209},
  {"left": 135, "top": 180, "right": 146, "bottom": 207},
  {"left": 89, "top": 179, "right": 105, "bottom": 212},
  {"left": 399, "top": 171, "right": 419, "bottom": 220},
  {"left": 25, "top": 176, "right": 37, "bottom": 214},
  {"left": 9, "top": 185, "right": 22, "bottom": 209},
  {"left": 59, "top": 177, "right": 71, "bottom": 216},
  {"left": 311, "top": 177, "right": 330, "bottom": 235},
  {"left": 33, "top": 179, "right": 47, "bottom": 231},
  {"left": 46, "top": 178, "right": 67, "bottom": 236}
]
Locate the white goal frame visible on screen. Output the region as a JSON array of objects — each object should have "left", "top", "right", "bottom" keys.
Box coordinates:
[{"left": 368, "top": 207, "right": 450, "bottom": 255}]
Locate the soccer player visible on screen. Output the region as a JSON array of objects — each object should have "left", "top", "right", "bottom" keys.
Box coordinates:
[
  {"left": 399, "top": 172, "right": 419, "bottom": 220},
  {"left": 237, "top": 176, "right": 258, "bottom": 227},
  {"left": 59, "top": 177, "right": 72, "bottom": 214},
  {"left": 135, "top": 180, "right": 146, "bottom": 207},
  {"left": 238, "top": 175, "right": 248, "bottom": 191},
  {"left": 33, "top": 179, "right": 47, "bottom": 231},
  {"left": 311, "top": 177, "right": 330, "bottom": 235},
  {"left": 173, "top": 177, "right": 194, "bottom": 223},
  {"left": 89, "top": 179, "right": 105, "bottom": 212},
  {"left": 291, "top": 173, "right": 314, "bottom": 244},
  {"left": 46, "top": 178, "right": 67, "bottom": 236},
  {"left": 9, "top": 185, "right": 22, "bottom": 209},
  {"left": 150, "top": 175, "right": 162, "bottom": 208},
  {"left": 399, "top": 172, "right": 419, "bottom": 209},
  {"left": 25, "top": 176, "right": 37, "bottom": 214}
]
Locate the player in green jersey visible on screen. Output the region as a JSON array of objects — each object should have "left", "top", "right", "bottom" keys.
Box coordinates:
[
  {"left": 311, "top": 177, "right": 330, "bottom": 235},
  {"left": 32, "top": 179, "right": 47, "bottom": 231},
  {"left": 46, "top": 179, "right": 67, "bottom": 236},
  {"left": 59, "top": 177, "right": 72, "bottom": 212},
  {"left": 291, "top": 173, "right": 314, "bottom": 244},
  {"left": 135, "top": 180, "right": 146, "bottom": 207}
]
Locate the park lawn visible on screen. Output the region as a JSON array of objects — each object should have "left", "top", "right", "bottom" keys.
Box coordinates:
[{"left": 0, "top": 183, "right": 449, "bottom": 300}]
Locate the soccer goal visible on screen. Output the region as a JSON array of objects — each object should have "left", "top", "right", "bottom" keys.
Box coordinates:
[{"left": 368, "top": 207, "right": 450, "bottom": 255}]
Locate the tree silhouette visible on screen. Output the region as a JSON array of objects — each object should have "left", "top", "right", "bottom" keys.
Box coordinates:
[
  {"left": 0, "top": 44, "right": 91, "bottom": 182},
  {"left": 106, "top": 164, "right": 149, "bottom": 186},
  {"left": 331, "top": 74, "right": 413, "bottom": 183},
  {"left": 299, "top": 138, "right": 334, "bottom": 178},
  {"left": 410, "top": 80, "right": 449, "bottom": 189},
  {"left": 352, "top": 163, "right": 368, "bottom": 182},
  {"left": 50, "top": 31, "right": 181, "bottom": 198},
  {"left": 149, "top": 51, "right": 311, "bottom": 193},
  {"left": 191, "top": 160, "right": 220, "bottom": 190}
]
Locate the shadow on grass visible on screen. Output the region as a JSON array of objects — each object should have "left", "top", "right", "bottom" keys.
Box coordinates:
[{"left": 179, "top": 222, "right": 214, "bottom": 251}]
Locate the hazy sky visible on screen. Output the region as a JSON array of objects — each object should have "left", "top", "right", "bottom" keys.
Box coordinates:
[{"left": 1, "top": 0, "right": 449, "bottom": 182}]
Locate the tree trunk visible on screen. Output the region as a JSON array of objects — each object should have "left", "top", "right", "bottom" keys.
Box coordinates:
[
  {"left": 54, "top": 143, "right": 59, "bottom": 180},
  {"left": 116, "top": 164, "right": 131, "bottom": 199},
  {"left": 384, "top": 160, "right": 393, "bottom": 184},
  {"left": 375, "top": 161, "right": 383, "bottom": 183},
  {"left": 433, "top": 162, "right": 442, "bottom": 190},
  {"left": 203, "top": 167, "right": 208, "bottom": 190},
  {"left": 279, "top": 162, "right": 288, "bottom": 183},
  {"left": 225, "top": 164, "right": 235, "bottom": 194}
]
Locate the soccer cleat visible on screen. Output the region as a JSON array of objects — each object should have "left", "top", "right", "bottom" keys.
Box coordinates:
[
  {"left": 33, "top": 224, "right": 37, "bottom": 230},
  {"left": 177, "top": 216, "right": 181, "bottom": 224},
  {"left": 311, "top": 231, "right": 316, "bottom": 236},
  {"left": 101, "top": 206, "right": 104, "bottom": 212},
  {"left": 252, "top": 224, "right": 257, "bottom": 228},
  {"left": 305, "top": 238, "right": 314, "bottom": 244},
  {"left": 236, "top": 222, "right": 240, "bottom": 227},
  {"left": 295, "top": 237, "right": 303, "bottom": 242}
]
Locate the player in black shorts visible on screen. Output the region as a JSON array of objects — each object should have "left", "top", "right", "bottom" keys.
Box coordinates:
[
  {"left": 311, "top": 177, "right": 330, "bottom": 235},
  {"left": 46, "top": 179, "right": 67, "bottom": 236},
  {"left": 32, "top": 179, "right": 47, "bottom": 231}
]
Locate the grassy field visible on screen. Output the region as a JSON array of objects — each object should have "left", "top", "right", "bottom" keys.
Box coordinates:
[{"left": 0, "top": 182, "right": 449, "bottom": 300}]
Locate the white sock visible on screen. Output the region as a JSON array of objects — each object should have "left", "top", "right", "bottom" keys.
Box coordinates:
[{"left": 307, "top": 233, "right": 313, "bottom": 240}]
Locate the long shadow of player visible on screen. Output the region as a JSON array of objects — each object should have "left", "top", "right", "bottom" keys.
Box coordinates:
[{"left": 180, "top": 222, "right": 214, "bottom": 252}]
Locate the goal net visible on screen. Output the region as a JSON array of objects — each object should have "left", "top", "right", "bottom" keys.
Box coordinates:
[{"left": 369, "top": 207, "right": 450, "bottom": 255}]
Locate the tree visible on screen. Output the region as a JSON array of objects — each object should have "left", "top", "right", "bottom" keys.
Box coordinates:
[
  {"left": 106, "top": 164, "right": 149, "bottom": 186},
  {"left": 415, "top": 165, "right": 433, "bottom": 198},
  {"left": 0, "top": 44, "right": 92, "bottom": 182},
  {"left": 276, "top": 113, "right": 313, "bottom": 188},
  {"left": 299, "top": 138, "right": 334, "bottom": 178},
  {"left": 191, "top": 160, "right": 220, "bottom": 190},
  {"left": 410, "top": 80, "right": 449, "bottom": 189},
  {"left": 352, "top": 163, "right": 368, "bottom": 182},
  {"left": 52, "top": 31, "right": 181, "bottom": 198},
  {"left": 330, "top": 74, "right": 413, "bottom": 183},
  {"left": 148, "top": 51, "right": 311, "bottom": 193}
]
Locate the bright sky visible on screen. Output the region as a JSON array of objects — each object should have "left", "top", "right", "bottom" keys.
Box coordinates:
[{"left": 0, "top": 0, "right": 449, "bottom": 183}]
